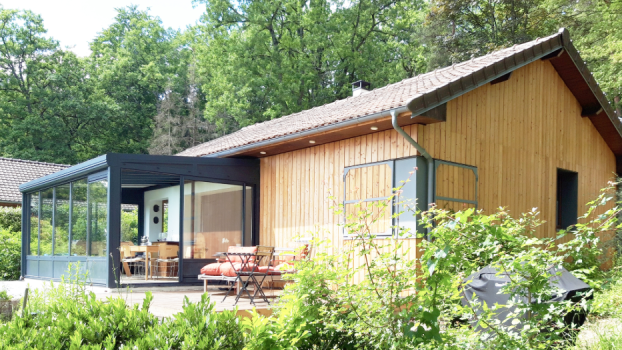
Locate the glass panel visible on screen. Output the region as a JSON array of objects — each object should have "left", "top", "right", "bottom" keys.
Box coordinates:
[
  {"left": 29, "top": 193, "right": 39, "bottom": 256},
  {"left": 54, "top": 184, "right": 70, "bottom": 256},
  {"left": 39, "top": 188, "right": 54, "bottom": 256},
  {"left": 183, "top": 181, "right": 243, "bottom": 259},
  {"left": 345, "top": 201, "right": 392, "bottom": 236},
  {"left": 71, "top": 179, "right": 88, "bottom": 256},
  {"left": 121, "top": 205, "right": 139, "bottom": 244},
  {"left": 162, "top": 200, "right": 169, "bottom": 235},
  {"left": 345, "top": 163, "right": 392, "bottom": 201},
  {"left": 89, "top": 180, "right": 108, "bottom": 256}
]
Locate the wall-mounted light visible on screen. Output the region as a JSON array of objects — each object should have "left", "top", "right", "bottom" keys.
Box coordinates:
[
  {"left": 309, "top": 140, "right": 316, "bottom": 144},
  {"left": 370, "top": 126, "right": 379, "bottom": 131},
  {"left": 260, "top": 151, "right": 266, "bottom": 155}
]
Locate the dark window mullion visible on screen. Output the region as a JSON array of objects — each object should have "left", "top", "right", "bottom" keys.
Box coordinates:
[
  {"left": 37, "top": 191, "right": 41, "bottom": 256},
  {"left": 68, "top": 182, "right": 73, "bottom": 256},
  {"left": 51, "top": 187, "right": 56, "bottom": 256}
]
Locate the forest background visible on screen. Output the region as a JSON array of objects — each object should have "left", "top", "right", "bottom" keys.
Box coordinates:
[{"left": 1, "top": 0, "right": 621, "bottom": 164}]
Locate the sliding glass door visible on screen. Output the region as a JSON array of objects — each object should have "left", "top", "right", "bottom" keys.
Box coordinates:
[{"left": 184, "top": 181, "right": 252, "bottom": 259}]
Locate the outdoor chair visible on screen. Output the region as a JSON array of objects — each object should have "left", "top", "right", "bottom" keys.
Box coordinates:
[
  {"left": 154, "top": 245, "right": 179, "bottom": 279},
  {"left": 258, "top": 242, "right": 310, "bottom": 290},
  {"left": 198, "top": 245, "right": 258, "bottom": 292},
  {"left": 120, "top": 244, "right": 146, "bottom": 278},
  {"left": 220, "top": 245, "right": 275, "bottom": 305}
]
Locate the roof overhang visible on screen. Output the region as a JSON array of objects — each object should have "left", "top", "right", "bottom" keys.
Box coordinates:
[{"left": 203, "top": 28, "right": 622, "bottom": 172}]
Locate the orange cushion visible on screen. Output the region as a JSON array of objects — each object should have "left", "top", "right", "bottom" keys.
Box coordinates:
[
  {"left": 221, "top": 262, "right": 257, "bottom": 277},
  {"left": 226, "top": 246, "right": 258, "bottom": 263},
  {"left": 200, "top": 263, "right": 224, "bottom": 276}
]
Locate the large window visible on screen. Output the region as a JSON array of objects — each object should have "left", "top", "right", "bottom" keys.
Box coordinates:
[
  {"left": 71, "top": 179, "right": 88, "bottom": 256},
  {"left": 344, "top": 162, "right": 393, "bottom": 236},
  {"left": 27, "top": 177, "right": 109, "bottom": 258},
  {"left": 54, "top": 184, "right": 70, "bottom": 256},
  {"left": 29, "top": 193, "right": 39, "bottom": 256},
  {"left": 89, "top": 180, "right": 108, "bottom": 256},
  {"left": 40, "top": 188, "right": 54, "bottom": 256},
  {"left": 183, "top": 181, "right": 247, "bottom": 259}
]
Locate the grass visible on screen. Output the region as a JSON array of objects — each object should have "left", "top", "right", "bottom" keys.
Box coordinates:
[{"left": 572, "top": 263, "right": 622, "bottom": 349}]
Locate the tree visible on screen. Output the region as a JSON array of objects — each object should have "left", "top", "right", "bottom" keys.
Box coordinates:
[
  {"left": 192, "top": 0, "right": 429, "bottom": 135},
  {"left": 424, "top": 0, "right": 558, "bottom": 68},
  {"left": 89, "top": 6, "right": 175, "bottom": 155},
  {"left": 547, "top": 0, "right": 622, "bottom": 113},
  {"left": 0, "top": 9, "right": 112, "bottom": 164}
]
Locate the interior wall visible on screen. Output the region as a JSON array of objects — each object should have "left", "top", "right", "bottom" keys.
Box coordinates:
[{"left": 144, "top": 186, "right": 180, "bottom": 242}]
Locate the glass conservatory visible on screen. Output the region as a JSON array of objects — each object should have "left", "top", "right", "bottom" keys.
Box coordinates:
[{"left": 19, "top": 154, "right": 260, "bottom": 288}]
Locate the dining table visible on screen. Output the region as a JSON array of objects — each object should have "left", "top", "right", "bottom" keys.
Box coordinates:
[{"left": 130, "top": 245, "right": 160, "bottom": 280}]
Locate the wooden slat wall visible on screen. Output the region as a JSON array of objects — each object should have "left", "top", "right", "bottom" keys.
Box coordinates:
[
  {"left": 259, "top": 125, "right": 422, "bottom": 262},
  {"left": 259, "top": 59, "right": 616, "bottom": 267},
  {"left": 419, "top": 60, "right": 616, "bottom": 238}
]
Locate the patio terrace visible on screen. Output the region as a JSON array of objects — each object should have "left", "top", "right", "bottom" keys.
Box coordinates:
[{"left": 1, "top": 279, "right": 280, "bottom": 318}]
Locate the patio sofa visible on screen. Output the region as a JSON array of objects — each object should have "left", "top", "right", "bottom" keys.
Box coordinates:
[{"left": 198, "top": 246, "right": 258, "bottom": 292}]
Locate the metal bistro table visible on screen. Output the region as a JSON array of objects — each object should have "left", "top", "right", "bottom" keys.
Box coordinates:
[{"left": 222, "top": 252, "right": 270, "bottom": 305}]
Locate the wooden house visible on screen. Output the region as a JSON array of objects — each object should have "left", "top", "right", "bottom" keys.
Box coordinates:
[
  {"left": 20, "top": 29, "right": 622, "bottom": 287},
  {"left": 180, "top": 28, "right": 622, "bottom": 255}
]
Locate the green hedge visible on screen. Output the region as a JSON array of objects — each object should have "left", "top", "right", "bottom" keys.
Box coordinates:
[
  {"left": 0, "top": 207, "right": 20, "bottom": 233},
  {"left": 0, "top": 228, "right": 20, "bottom": 280}
]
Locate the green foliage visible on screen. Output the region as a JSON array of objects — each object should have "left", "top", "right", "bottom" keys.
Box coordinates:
[
  {"left": 121, "top": 208, "right": 139, "bottom": 244},
  {"left": 193, "top": 0, "right": 429, "bottom": 135},
  {"left": 1, "top": 2, "right": 622, "bottom": 163},
  {"left": 0, "top": 263, "right": 247, "bottom": 350},
  {"left": 424, "top": 0, "right": 558, "bottom": 67},
  {"left": 0, "top": 207, "right": 20, "bottom": 233},
  {"left": 0, "top": 228, "right": 20, "bottom": 281},
  {"left": 266, "top": 181, "right": 619, "bottom": 349}
]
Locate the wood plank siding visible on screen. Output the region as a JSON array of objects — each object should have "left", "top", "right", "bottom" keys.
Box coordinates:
[
  {"left": 259, "top": 59, "right": 616, "bottom": 255},
  {"left": 418, "top": 59, "right": 616, "bottom": 239}
]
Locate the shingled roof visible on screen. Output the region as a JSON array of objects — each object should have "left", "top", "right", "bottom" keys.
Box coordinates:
[
  {"left": 0, "top": 157, "right": 69, "bottom": 204},
  {"left": 178, "top": 28, "right": 622, "bottom": 159}
]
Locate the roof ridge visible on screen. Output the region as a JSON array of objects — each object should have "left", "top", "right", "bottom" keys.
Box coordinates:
[{"left": 0, "top": 157, "right": 70, "bottom": 167}]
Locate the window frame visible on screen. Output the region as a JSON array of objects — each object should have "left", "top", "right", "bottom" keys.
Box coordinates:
[
  {"left": 343, "top": 160, "right": 395, "bottom": 238},
  {"left": 556, "top": 168, "right": 578, "bottom": 230},
  {"left": 433, "top": 160, "right": 479, "bottom": 208}
]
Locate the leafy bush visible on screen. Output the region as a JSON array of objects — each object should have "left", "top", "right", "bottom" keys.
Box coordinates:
[
  {"left": 0, "top": 263, "right": 246, "bottom": 349},
  {"left": 270, "top": 181, "right": 619, "bottom": 349},
  {"left": 0, "top": 182, "right": 618, "bottom": 349},
  {"left": 0, "top": 228, "right": 20, "bottom": 280},
  {"left": 0, "top": 207, "right": 20, "bottom": 233}
]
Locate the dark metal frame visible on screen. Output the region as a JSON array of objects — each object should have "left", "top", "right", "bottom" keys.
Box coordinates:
[
  {"left": 342, "top": 156, "right": 429, "bottom": 238},
  {"left": 433, "top": 160, "right": 479, "bottom": 208},
  {"left": 343, "top": 160, "right": 395, "bottom": 238},
  {"left": 20, "top": 153, "right": 260, "bottom": 288}
]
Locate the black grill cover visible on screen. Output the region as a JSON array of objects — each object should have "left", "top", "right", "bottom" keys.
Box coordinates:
[{"left": 461, "top": 266, "right": 592, "bottom": 329}]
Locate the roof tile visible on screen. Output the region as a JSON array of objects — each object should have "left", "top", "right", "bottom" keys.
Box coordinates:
[
  {"left": 178, "top": 32, "right": 562, "bottom": 157},
  {"left": 0, "top": 157, "right": 69, "bottom": 203}
]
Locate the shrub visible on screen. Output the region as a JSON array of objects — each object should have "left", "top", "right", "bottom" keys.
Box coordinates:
[
  {"left": 0, "top": 207, "right": 20, "bottom": 233},
  {"left": 0, "top": 263, "right": 246, "bottom": 350},
  {"left": 272, "top": 180, "right": 619, "bottom": 349},
  {"left": 0, "top": 228, "right": 20, "bottom": 281}
]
